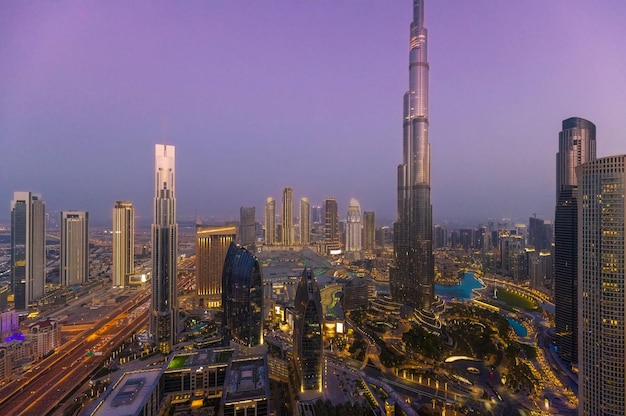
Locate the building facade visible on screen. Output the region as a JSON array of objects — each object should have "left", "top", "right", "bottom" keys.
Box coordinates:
[
  {"left": 60, "top": 211, "right": 89, "bottom": 286},
  {"left": 555, "top": 117, "right": 596, "bottom": 365},
  {"left": 150, "top": 144, "right": 178, "bottom": 354},
  {"left": 362, "top": 211, "right": 375, "bottom": 251},
  {"left": 222, "top": 243, "right": 263, "bottom": 347},
  {"left": 282, "top": 187, "right": 294, "bottom": 246},
  {"left": 299, "top": 197, "right": 311, "bottom": 245},
  {"left": 112, "top": 201, "right": 134, "bottom": 288},
  {"left": 10, "top": 192, "right": 46, "bottom": 310},
  {"left": 196, "top": 225, "right": 237, "bottom": 309},
  {"left": 578, "top": 155, "right": 626, "bottom": 415},
  {"left": 345, "top": 198, "right": 362, "bottom": 252},
  {"left": 391, "top": 0, "right": 434, "bottom": 311},
  {"left": 293, "top": 268, "right": 323, "bottom": 393},
  {"left": 324, "top": 198, "right": 339, "bottom": 248},
  {"left": 239, "top": 206, "right": 256, "bottom": 249},
  {"left": 264, "top": 197, "right": 276, "bottom": 246}
]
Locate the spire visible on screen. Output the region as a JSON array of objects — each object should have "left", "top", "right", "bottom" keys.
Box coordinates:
[{"left": 413, "top": 0, "right": 424, "bottom": 29}]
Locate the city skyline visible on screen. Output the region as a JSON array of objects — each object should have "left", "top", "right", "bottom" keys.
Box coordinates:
[{"left": 2, "top": 1, "right": 626, "bottom": 225}]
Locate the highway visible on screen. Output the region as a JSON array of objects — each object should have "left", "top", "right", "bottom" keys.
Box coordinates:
[{"left": 0, "top": 290, "right": 150, "bottom": 416}]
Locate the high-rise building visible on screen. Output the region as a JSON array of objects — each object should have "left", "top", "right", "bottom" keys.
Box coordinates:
[
  {"left": 196, "top": 225, "right": 237, "bottom": 309},
  {"left": 578, "top": 155, "right": 626, "bottom": 415},
  {"left": 324, "top": 198, "right": 339, "bottom": 246},
  {"left": 311, "top": 206, "right": 323, "bottom": 224},
  {"left": 300, "top": 197, "right": 311, "bottom": 245},
  {"left": 60, "top": 211, "right": 89, "bottom": 286},
  {"left": 150, "top": 144, "right": 178, "bottom": 354},
  {"left": 239, "top": 206, "right": 256, "bottom": 249},
  {"left": 433, "top": 224, "right": 447, "bottom": 249},
  {"left": 293, "top": 268, "right": 323, "bottom": 393},
  {"left": 528, "top": 216, "right": 551, "bottom": 251},
  {"left": 345, "top": 198, "right": 362, "bottom": 252},
  {"left": 391, "top": 0, "right": 434, "bottom": 311},
  {"left": 282, "top": 188, "right": 294, "bottom": 246},
  {"left": 264, "top": 197, "right": 276, "bottom": 246},
  {"left": 555, "top": 117, "right": 596, "bottom": 365},
  {"left": 10, "top": 192, "right": 46, "bottom": 310},
  {"left": 222, "top": 243, "right": 263, "bottom": 347},
  {"left": 363, "top": 211, "right": 375, "bottom": 251},
  {"left": 112, "top": 201, "right": 134, "bottom": 287}
]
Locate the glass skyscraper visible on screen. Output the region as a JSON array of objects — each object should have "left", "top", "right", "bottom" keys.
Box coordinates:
[
  {"left": 221, "top": 242, "right": 263, "bottom": 347},
  {"left": 112, "top": 201, "right": 134, "bottom": 288},
  {"left": 391, "top": 0, "right": 434, "bottom": 310},
  {"left": 150, "top": 144, "right": 178, "bottom": 354},
  {"left": 60, "top": 211, "right": 89, "bottom": 286}
]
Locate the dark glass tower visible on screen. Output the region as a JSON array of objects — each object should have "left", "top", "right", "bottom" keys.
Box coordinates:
[
  {"left": 150, "top": 144, "right": 178, "bottom": 354},
  {"left": 293, "top": 268, "right": 323, "bottom": 393},
  {"left": 222, "top": 242, "right": 263, "bottom": 347},
  {"left": 554, "top": 117, "right": 595, "bottom": 364},
  {"left": 391, "top": 0, "right": 434, "bottom": 310}
]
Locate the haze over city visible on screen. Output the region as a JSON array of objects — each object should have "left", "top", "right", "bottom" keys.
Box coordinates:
[{"left": 2, "top": 1, "right": 625, "bottom": 225}]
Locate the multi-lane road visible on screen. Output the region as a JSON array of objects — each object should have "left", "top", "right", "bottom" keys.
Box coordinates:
[{"left": 0, "top": 290, "right": 150, "bottom": 416}]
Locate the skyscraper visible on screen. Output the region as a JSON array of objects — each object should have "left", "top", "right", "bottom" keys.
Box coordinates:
[
  {"left": 324, "top": 198, "right": 339, "bottom": 246},
  {"left": 60, "top": 211, "right": 89, "bottom": 286},
  {"left": 555, "top": 117, "right": 596, "bottom": 365},
  {"left": 578, "top": 155, "right": 626, "bottom": 415},
  {"left": 264, "top": 197, "right": 276, "bottom": 246},
  {"left": 363, "top": 211, "right": 375, "bottom": 251},
  {"left": 391, "top": 0, "right": 434, "bottom": 311},
  {"left": 112, "top": 201, "right": 134, "bottom": 287},
  {"left": 282, "top": 187, "right": 294, "bottom": 246},
  {"left": 345, "top": 198, "right": 362, "bottom": 252},
  {"left": 300, "top": 197, "right": 311, "bottom": 245},
  {"left": 196, "top": 225, "right": 237, "bottom": 309},
  {"left": 293, "top": 268, "right": 323, "bottom": 393},
  {"left": 222, "top": 242, "right": 263, "bottom": 347},
  {"left": 239, "top": 206, "right": 256, "bottom": 249},
  {"left": 150, "top": 144, "right": 178, "bottom": 354},
  {"left": 10, "top": 192, "right": 46, "bottom": 310}
]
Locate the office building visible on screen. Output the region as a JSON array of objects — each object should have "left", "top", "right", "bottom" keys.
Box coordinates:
[
  {"left": 391, "top": 0, "right": 435, "bottom": 311},
  {"left": 264, "top": 197, "right": 276, "bottom": 245},
  {"left": 324, "top": 198, "right": 339, "bottom": 246},
  {"left": 299, "top": 197, "right": 311, "bottom": 245},
  {"left": 222, "top": 243, "right": 263, "bottom": 347},
  {"left": 311, "top": 205, "right": 323, "bottom": 224},
  {"left": 220, "top": 355, "right": 270, "bottom": 416},
  {"left": 60, "top": 211, "right": 89, "bottom": 286},
  {"left": 555, "top": 117, "right": 596, "bottom": 365},
  {"left": 10, "top": 192, "right": 46, "bottom": 310},
  {"left": 282, "top": 187, "right": 294, "bottom": 246},
  {"left": 112, "top": 201, "right": 134, "bottom": 288},
  {"left": 150, "top": 144, "right": 178, "bottom": 354},
  {"left": 363, "top": 211, "right": 375, "bottom": 251},
  {"left": 239, "top": 206, "right": 256, "bottom": 249},
  {"left": 578, "top": 155, "right": 626, "bottom": 415},
  {"left": 196, "top": 225, "right": 237, "bottom": 309},
  {"left": 433, "top": 224, "right": 446, "bottom": 249},
  {"left": 345, "top": 198, "right": 362, "bottom": 252},
  {"left": 293, "top": 268, "right": 323, "bottom": 393}
]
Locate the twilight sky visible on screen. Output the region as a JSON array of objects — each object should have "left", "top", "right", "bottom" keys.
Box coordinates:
[{"left": 1, "top": 1, "right": 625, "bottom": 226}]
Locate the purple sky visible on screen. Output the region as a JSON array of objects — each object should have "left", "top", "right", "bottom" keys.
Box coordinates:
[{"left": 2, "top": 1, "right": 625, "bottom": 226}]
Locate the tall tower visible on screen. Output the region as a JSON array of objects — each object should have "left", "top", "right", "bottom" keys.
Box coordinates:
[
  {"left": 264, "top": 197, "right": 276, "bottom": 245},
  {"left": 222, "top": 242, "right": 263, "bottom": 347},
  {"left": 391, "top": 0, "right": 434, "bottom": 310},
  {"left": 239, "top": 206, "right": 256, "bottom": 249},
  {"left": 282, "top": 187, "right": 294, "bottom": 246},
  {"left": 578, "top": 155, "right": 626, "bottom": 415},
  {"left": 345, "top": 198, "right": 362, "bottom": 252},
  {"left": 554, "top": 117, "right": 596, "bottom": 365},
  {"left": 363, "top": 211, "right": 375, "bottom": 251},
  {"left": 324, "top": 198, "right": 339, "bottom": 246},
  {"left": 150, "top": 144, "right": 178, "bottom": 354},
  {"left": 196, "top": 225, "right": 237, "bottom": 309},
  {"left": 300, "top": 197, "right": 311, "bottom": 245},
  {"left": 293, "top": 268, "right": 323, "bottom": 393},
  {"left": 60, "top": 211, "right": 89, "bottom": 286},
  {"left": 112, "top": 201, "right": 134, "bottom": 287},
  {"left": 10, "top": 192, "right": 46, "bottom": 310}
]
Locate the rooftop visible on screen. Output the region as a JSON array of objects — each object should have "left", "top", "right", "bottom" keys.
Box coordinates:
[{"left": 88, "top": 369, "right": 162, "bottom": 416}]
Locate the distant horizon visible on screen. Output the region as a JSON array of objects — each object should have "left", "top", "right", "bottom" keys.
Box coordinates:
[{"left": 2, "top": 1, "right": 625, "bottom": 228}]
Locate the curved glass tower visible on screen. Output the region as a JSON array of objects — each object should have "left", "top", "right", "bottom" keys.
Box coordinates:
[
  {"left": 391, "top": 0, "right": 434, "bottom": 310},
  {"left": 222, "top": 242, "right": 263, "bottom": 347}
]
